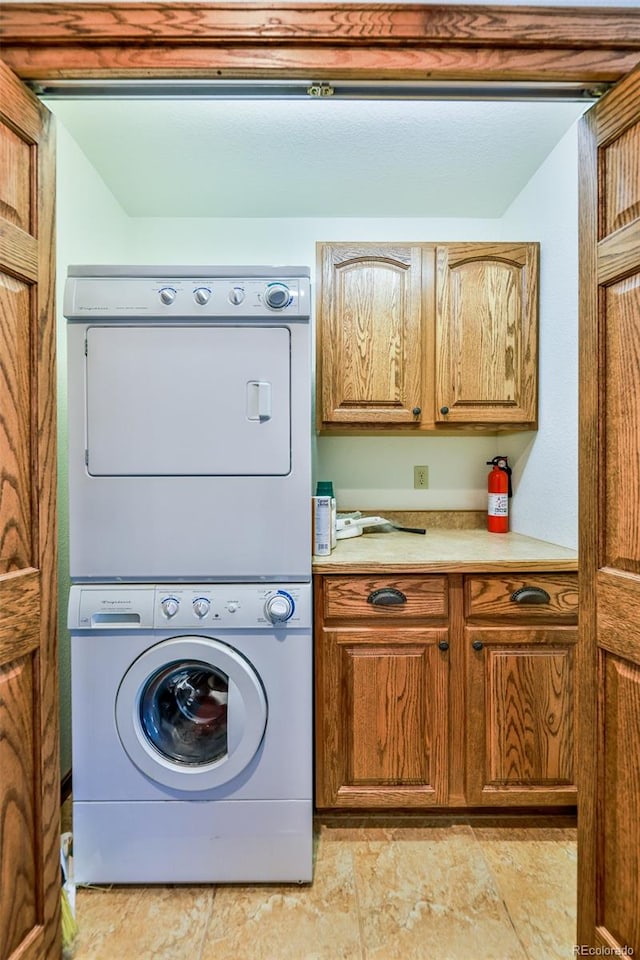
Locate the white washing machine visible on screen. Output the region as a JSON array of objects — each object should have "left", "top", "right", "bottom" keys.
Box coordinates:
[{"left": 69, "top": 582, "right": 312, "bottom": 884}]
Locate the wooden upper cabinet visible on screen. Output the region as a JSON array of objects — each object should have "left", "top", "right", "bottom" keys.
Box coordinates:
[
  {"left": 316, "top": 240, "right": 539, "bottom": 432},
  {"left": 316, "top": 242, "right": 425, "bottom": 427},
  {"left": 435, "top": 242, "right": 539, "bottom": 427}
]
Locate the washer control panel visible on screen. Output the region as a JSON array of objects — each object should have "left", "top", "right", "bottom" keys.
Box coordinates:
[{"left": 69, "top": 583, "right": 311, "bottom": 630}]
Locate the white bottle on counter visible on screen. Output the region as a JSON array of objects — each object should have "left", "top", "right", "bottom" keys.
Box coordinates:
[
  {"left": 316, "top": 482, "right": 336, "bottom": 550},
  {"left": 312, "top": 496, "right": 332, "bottom": 556}
]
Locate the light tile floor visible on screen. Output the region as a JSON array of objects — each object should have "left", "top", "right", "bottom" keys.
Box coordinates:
[{"left": 64, "top": 811, "right": 577, "bottom": 960}]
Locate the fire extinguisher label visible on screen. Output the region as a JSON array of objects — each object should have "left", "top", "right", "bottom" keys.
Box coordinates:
[{"left": 488, "top": 493, "right": 508, "bottom": 517}]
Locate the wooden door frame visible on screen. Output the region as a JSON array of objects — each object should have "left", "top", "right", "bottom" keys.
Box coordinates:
[
  {"left": 1, "top": 2, "right": 639, "bottom": 953},
  {"left": 1, "top": 3, "right": 640, "bottom": 84}
]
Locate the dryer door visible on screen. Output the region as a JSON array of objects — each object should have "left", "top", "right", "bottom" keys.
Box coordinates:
[
  {"left": 115, "top": 636, "right": 267, "bottom": 791},
  {"left": 85, "top": 324, "right": 291, "bottom": 476}
]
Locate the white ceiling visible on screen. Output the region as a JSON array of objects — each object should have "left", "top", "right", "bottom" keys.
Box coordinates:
[{"left": 48, "top": 98, "right": 589, "bottom": 219}]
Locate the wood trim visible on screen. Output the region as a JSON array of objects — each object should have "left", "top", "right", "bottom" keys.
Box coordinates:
[
  {"left": 1, "top": 2, "right": 639, "bottom": 47},
  {"left": 34, "top": 95, "right": 60, "bottom": 960},
  {"left": 576, "top": 102, "right": 599, "bottom": 951},
  {"left": 1, "top": 2, "right": 639, "bottom": 83},
  {"left": 598, "top": 220, "right": 640, "bottom": 286},
  {"left": 0, "top": 222, "right": 38, "bottom": 282}
]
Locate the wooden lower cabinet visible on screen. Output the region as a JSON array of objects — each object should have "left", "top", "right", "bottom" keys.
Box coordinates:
[
  {"left": 314, "top": 571, "right": 578, "bottom": 811},
  {"left": 464, "top": 573, "right": 578, "bottom": 807},
  {"left": 315, "top": 627, "right": 449, "bottom": 807},
  {"left": 465, "top": 626, "right": 577, "bottom": 806}
]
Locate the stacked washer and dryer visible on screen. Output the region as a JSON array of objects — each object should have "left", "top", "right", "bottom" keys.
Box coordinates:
[{"left": 65, "top": 266, "right": 313, "bottom": 883}]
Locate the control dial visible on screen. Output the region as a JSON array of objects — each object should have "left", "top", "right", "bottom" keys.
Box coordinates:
[
  {"left": 229, "top": 286, "right": 245, "bottom": 306},
  {"left": 264, "top": 590, "right": 295, "bottom": 623},
  {"left": 192, "top": 597, "right": 211, "bottom": 619},
  {"left": 264, "top": 282, "right": 291, "bottom": 311},
  {"left": 160, "top": 596, "right": 180, "bottom": 618},
  {"left": 193, "top": 287, "right": 211, "bottom": 305},
  {"left": 159, "top": 287, "right": 177, "bottom": 305}
]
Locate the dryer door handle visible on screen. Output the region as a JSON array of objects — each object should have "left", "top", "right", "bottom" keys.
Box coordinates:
[{"left": 247, "top": 380, "right": 272, "bottom": 421}]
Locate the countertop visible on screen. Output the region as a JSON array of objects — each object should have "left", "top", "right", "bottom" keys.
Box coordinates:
[{"left": 312, "top": 528, "right": 578, "bottom": 574}]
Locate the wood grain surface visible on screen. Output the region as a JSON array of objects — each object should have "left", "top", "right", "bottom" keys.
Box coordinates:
[
  {"left": 317, "top": 242, "right": 424, "bottom": 426},
  {"left": 0, "top": 60, "right": 59, "bottom": 960},
  {"left": 466, "top": 626, "right": 577, "bottom": 806},
  {"left": 1, "top": 3, "right": 639, "bottom": 81},
  {"left": 323, "top": 574, "right": 448, "bottom": 620},
  {"left": 465, "top": 574, "right": 578, "bottom": 622},
  {"left": 435, "top": 242, "right": 538, "bottom": 426},
  {"left": 578, "top": 63, "right": 640, "bottom": 954}
]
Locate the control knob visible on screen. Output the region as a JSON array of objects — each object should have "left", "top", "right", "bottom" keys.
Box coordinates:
[
  {"left": 264, "top": 282, "right": 291, "bottom": 311},
  {"left": 193, "top": 597, "right": 211, "bottom": 619},
  {"left": 264, "top": 591, "right": 295, "bottom": 623},
  {"left": 161, "top": 596, "right": 179, "bottom": 618},
  {"left": 159, "top": 287, "right": 177, "bottom": 305},
  {"left": 229, "top": 286, "right": 245, "bottom": 306},
  {"left": 193, "top": 287, "right": 211, "bottom": 305}
]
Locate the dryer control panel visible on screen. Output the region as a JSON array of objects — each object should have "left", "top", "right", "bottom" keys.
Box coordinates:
[
  {"left": 69, "top": 583, "right": 312, "bottom": 630},
  {"left": 64, "top": 267, "right": 311, "bottom": 320}
]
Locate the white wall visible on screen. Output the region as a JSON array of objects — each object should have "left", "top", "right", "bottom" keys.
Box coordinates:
[
  {"left": 499, "top": 124, "right": 580, "bottom": 549},
  {"left": 54, "top": 120, "right": 131, "bottom": 774}
]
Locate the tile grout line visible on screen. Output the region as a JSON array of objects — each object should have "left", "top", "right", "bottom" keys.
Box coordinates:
[
  {"left": 347, "top": 840, "right": 368, "bottom": 960},
  {"left": 195, "top": 885, "right": 218, "bottom": 960},
  {"left": 468, "top": 828, "right": 533, "bottom": 960}
]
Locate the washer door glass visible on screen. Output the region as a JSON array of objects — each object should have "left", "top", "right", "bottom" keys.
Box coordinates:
[
  {"left": 140, "top": 660, "right": 229, "bottom": 765},
  {"left": 116, "top": 636, "right": 267, "bottom": 792}
]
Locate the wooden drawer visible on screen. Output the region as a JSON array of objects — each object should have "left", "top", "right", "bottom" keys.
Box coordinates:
[
  {"left": 322, "top": 575, "right": 448, "bottom": 620},
  {"left": 465, "top": 574, "right": 578, "bottom": 622}
]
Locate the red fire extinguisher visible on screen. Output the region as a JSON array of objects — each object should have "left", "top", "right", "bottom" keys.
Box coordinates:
[{"left": 487, "top": 456, "right": 512, "bottom": 533}]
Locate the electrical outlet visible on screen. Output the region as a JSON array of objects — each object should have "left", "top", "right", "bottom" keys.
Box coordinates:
[{"left": 413, "top": 465, "right": 429, "bottom": 489}]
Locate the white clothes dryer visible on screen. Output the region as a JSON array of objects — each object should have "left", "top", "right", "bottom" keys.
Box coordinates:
[
  {"left": 64, "top": 265, "right": 311, "bottom": 583},
  {"left": 69, "top": 582, "right": 312, "bottom": 884}
]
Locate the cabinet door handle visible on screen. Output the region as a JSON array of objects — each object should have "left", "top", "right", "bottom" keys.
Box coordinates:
[
  {"left": 438, "top": 640, "right": 449, "bottom": 651},
  {"left": 412, "top": 406, "right": 421, "bottom": 416},
  {"left": 440, "top": 406, "right": 449, "bottom": 415},
  {"left": 472, "top": 640, "right": 484, "bottom": 651},
  {"left": 367, "top": 588, "right": 407, "bottom": 606},
  {"left": 510, "top": 586, "right": 551, "bottom": 605}
]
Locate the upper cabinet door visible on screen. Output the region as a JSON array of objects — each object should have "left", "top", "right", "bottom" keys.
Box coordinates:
[
  {"left": 435, "top": 243, "right": 539, "bottom": 427},
  {"left": 316, "top": 243, "right": 425, "bottom": 427}
]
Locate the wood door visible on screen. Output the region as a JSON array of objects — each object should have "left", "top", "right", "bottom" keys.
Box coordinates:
[
  {"left": 315, "top": 626, "right": 449, "bottom": 808},
  {"left": 578, "top": 65, "right": 640, "bottom": 954},
  {"left": 316, "top": 242, "right": 427, "bottom": 428},
  {"left": 0, "top": 61, "right": 60, "bottom": 960},
  {"left": 435, "top": 242, "right": 538, "bottom": 427},
  {"left": 465, "top": 626, "right": 577, "bottom": 807}
]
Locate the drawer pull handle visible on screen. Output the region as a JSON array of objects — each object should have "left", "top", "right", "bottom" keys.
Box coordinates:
[
  {"left": 472, "top": 640, "right": 484, "bottom": 651},
  {"left": 367, "top": 588, "right": 407, "bottom": 606},
  {"left": 438, "top": 640, "right": 450, "bottom": 652},
  {"left": 510, "top": 586, "right": 551, "bottom": 605}
]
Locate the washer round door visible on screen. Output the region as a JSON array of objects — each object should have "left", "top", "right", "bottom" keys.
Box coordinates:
[{"left": 115, "top": 636, "right": 267, "bottom": 791}]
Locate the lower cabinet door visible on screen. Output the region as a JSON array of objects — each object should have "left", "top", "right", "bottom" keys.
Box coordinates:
[
  {"left": 465, "top": 626, "right": 577, "bottom": 806},
  {"left": 315, "top": 628, "right": 449, "bottom": 808}
]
